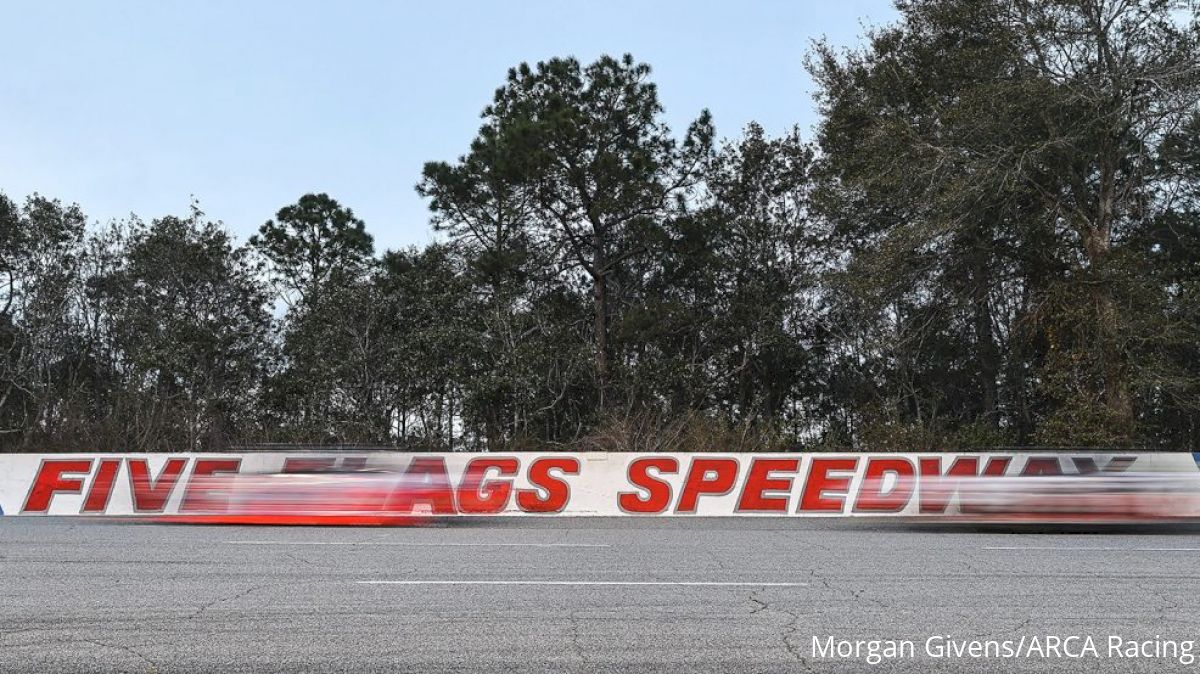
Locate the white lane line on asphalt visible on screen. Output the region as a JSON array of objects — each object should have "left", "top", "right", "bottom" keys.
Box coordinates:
[
  {"left": 358, "top": 581, "right": 808, "bottom": 587},
  {"left": 226, "top": 541, "right": 609, "bottom": 548},
  {"left": 985, "top": 547, "right": 1200, "bottom": 552}
]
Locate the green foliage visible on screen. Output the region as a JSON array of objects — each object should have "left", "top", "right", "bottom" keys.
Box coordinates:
[
  {"left": 479, "top": 54, "right": 715, "bottom": 410},
  {"left": 0, "top": 194, "right": 89, "bottom": 448},
  {"left": 250, "top": 193, "right": 374, "bottom": 304},
  {"left": 3, "top": 2, "right": 1199, "bottom": 451},
  {"left": 808, "top": 0, "right": 1200, "bottom": 448},
  {"left": 90, "top": 207, "right": 272, "bottom": 450}
]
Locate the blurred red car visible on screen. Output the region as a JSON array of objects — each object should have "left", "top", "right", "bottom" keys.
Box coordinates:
[{"left": 155, "top": 467, "right": 450, "bottom": 526}]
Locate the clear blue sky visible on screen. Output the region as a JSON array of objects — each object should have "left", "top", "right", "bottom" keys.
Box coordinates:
[{"left": 1, "top": 0, "right": 897, "bottom": 252}]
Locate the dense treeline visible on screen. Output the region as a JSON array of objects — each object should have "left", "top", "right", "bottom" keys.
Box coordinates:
[{"left": 2, "top": 0, "right": 1198, "bottom": 452}]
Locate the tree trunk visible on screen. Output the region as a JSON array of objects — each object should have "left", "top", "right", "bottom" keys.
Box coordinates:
[
  {"left": 1095, "top": 288, "right": 1132, "bottom": 424},
  {"left": 971, "top": 255, "right": 1000, "bottom": 427},
  {"left": 1080, "top": 225, "right": 1133, "bottom": 432},
  {"left": 593, "top": 271, "right": 610, "bottom": 411}
]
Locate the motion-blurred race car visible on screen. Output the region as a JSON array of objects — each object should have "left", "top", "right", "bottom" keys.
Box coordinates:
[
  {"left": 155, "top": 467, "right": 452, "bottom": 526},
  {"left": 939, "top": 472, "right": 1200, "bottom": 523}
]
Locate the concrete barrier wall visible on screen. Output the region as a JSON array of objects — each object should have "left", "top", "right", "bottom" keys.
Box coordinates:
[{"left": 2, "top": 451, "right": 1197, "bottom": 517}]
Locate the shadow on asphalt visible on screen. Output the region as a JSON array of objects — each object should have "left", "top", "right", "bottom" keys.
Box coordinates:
[
  {"left": 450, "top": 516, "right": 1200, "bottom": 535},
  {"left": 879, "top": 520, "right": 1200, "bottom": 535},
  {"left": 54, "top": 515, "right": 1200, "bottom": 535}
]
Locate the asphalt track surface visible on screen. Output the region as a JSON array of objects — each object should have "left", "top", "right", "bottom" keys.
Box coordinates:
[{"left": 2, "top": 518, "right": 1199, "bottom": 673}]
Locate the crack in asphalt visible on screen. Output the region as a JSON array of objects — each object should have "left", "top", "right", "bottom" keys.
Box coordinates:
[
  {"left": 848, "top": 585, "right": 890, "bottom": 609},
  {"left": 1150, "top": 587, "right": 1183, "bottom": 623},
  {"left": 189, "top": 585, "right": 262, "bottom": 620},
  {"left": 566, "top": 609, "right": 589, "bottom": 663},
  {"left": 283, "top": 550, "right": 317, "bottom": 568},
  {"left": 746, "top": 587, "right": 809, "bottom": 669},
  {"left": 706, "top": 549, "right": 731, "bottom": 572},
  {"left": 0, "top": 626, "right": 49, "bottom": 641},
  {"left": 965, "top": 615, "right": 1033, "bottom": 640},
  {"left": 1005, "top": 617, "right": 1034, "bottom": 636},
  {"left": 810, "top": 565, "right": 891, "bottom": 610},
  {"left": 80, "top": 637, "right": 159, "bottom": 673},
  {"left": 747, "top": 589, "right": 768, "bottom": 615},
  {"left": 778, "top": 604, "right": 804, "bottom": 662}
]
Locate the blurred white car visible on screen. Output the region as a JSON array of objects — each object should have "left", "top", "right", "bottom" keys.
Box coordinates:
[{"left": 945, "top": 472, "right": 1200, "bottom": 523}]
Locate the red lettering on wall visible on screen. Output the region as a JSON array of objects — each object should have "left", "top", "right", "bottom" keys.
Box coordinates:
[
  {"left": 737, "top": 458, "right": 799, "bottom": 512},
  {"left": 282, "top": 457, "right": 337, "bottom": 473},
  {"left": 618, "top": 457, "right": 678, "bottom": 513},
  {"left": 457, "top": 457, "right": 518, "bottom": 514},
  {"left": 516, "top": 457, "right": 580, "bottom": 513},
  {"left": 23, "top": 460, "right": 94, "bottom": 513},
  {"left": 81, "top": 459, "right": 121, "bottom": 513},
  {"left": 853, "top": 457, "right": 915, "bottom": 512},
  {"left": 389, "top": 457, "right": 457, "bottom": 514},
  {"left": 799, "top": 458, "right": 859, "bottom": 512},
  {"left": 127, "top": 458, "right": 188, "bottom": 513},
  {"left": 180, "top": 459, "right": 242, "bottom": 513},
  {"left": 677, "top": 458, "right": 739, "bottom": 513},
  {"left": 918, "top": 456, "right": 1010, "bottom": 513},
  {"left": 1021, "top": 457, "right": 1063, "bottom": 476}
]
